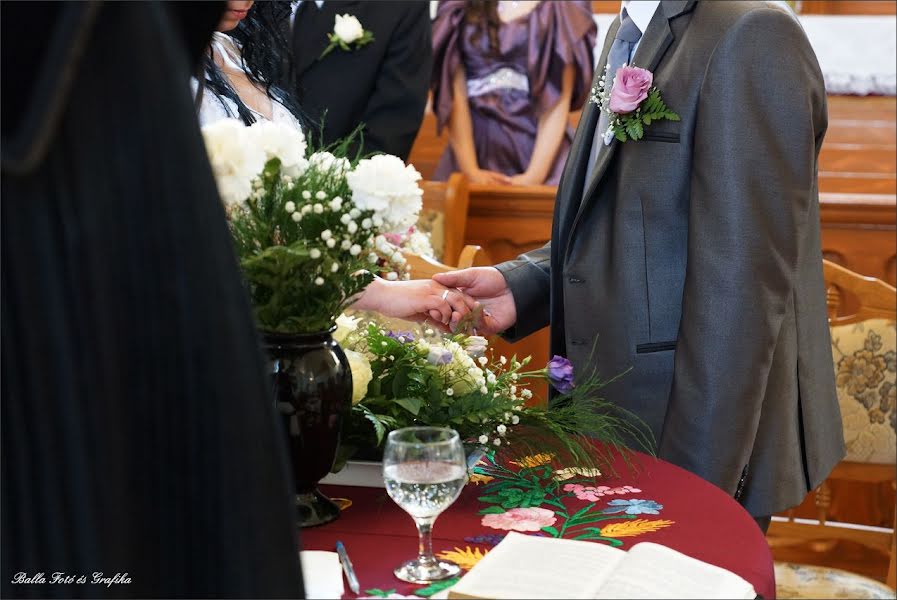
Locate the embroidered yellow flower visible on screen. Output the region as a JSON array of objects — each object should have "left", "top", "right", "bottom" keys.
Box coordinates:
[
  {"left": 599, "top": 519, "right": 675, "bottom": 538},
  {"left": 468, "top": 473, "right": 495, "bottom": 485},
  {"left": 553, "top": 467, "right": 602, "bottom": 481},
  {"left": 510, "top": 453, "right": 554, "bottom": 468},
  {"left": 436, "top": 546, "right": 488, "bottom": 570}
]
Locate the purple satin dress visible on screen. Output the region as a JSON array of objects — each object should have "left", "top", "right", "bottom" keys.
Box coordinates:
[{"left": 431, "top": 1, "right": 596, "bottom": 184}]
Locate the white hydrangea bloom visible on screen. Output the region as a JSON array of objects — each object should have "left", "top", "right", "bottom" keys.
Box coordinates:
[
  {"left": 400, "top": 229, "right": 434, "bottom": 258},
  {"left": 346, "top": 154, "right": 423, "bottom": 232},
  {"left": 309, "top": 151, "right": 351, "bottom": 176},
  {"left": 246, "top": 120, "right": 308, "bottom": 178},
  {"left": 201, "top": 119, "right": 265, "bottom": 207}
]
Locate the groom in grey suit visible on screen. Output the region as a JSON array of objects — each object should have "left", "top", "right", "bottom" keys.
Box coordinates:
[{"left": 436, "top": 0, "right": 845, "bottom": 529}]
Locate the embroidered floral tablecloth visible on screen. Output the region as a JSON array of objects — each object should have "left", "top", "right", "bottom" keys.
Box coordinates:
[{"left": 301, "top": 447, "right": 774, "bottom": 599}]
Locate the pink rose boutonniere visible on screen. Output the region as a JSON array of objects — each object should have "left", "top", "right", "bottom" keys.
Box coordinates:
[{"left": 590, "top": 64, "right": 679, "bottom": 143}]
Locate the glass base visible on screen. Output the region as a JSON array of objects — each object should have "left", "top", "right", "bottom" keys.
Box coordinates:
[
  {"left": 393, "top": 557, "right": 460, "bottom": 584},
  {"left": 296, "top": 488, "right": 340, "bottom": 528}
]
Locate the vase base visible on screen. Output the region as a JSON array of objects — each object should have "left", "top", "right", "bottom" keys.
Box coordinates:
[{"left": 296, "top": 488, "right": 341, "bottom": 528}]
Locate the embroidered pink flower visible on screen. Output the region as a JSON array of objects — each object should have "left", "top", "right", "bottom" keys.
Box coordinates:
[
  {"left": 563, "top": 483, "right": 641, "bottom": 502},
  {"left": 481, "top": 507, "right": 557, "bottom": 532},
  {"left": 609, "top": 66, "right": 653, "bottom": 114}
]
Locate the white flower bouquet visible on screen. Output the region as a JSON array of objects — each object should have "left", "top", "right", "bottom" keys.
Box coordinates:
[{"left": 202, "top": 120, "right": 423, "bottom": 333}]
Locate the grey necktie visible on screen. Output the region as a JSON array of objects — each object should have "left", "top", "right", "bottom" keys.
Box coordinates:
[{"left": 583, "top": 11, "right": 643, "bottom": 194}]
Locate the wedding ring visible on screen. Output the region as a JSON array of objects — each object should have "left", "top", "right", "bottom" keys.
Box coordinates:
[{"left": 441, "top": 290, "right": 449, "bottom": 301}]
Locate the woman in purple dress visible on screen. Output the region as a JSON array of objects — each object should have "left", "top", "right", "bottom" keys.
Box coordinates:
[{"left": 431, "top": 0, "right": 596, "bottom": 185}]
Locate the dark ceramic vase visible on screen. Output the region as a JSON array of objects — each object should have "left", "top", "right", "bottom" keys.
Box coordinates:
[{"left": 263, "top": 329, "right": 352, "bottom": 527}]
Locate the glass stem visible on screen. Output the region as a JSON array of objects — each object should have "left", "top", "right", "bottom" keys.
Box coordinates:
[{"left": 415, "top": 518, "right": 436, "bottom": 563}]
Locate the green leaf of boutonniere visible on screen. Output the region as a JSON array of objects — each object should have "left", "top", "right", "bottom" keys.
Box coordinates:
[
  {"left": 610, "top": 85, "right": 680, "bottom": 143},
  {"left": 318, "top": 30, "right": 375, "bottom": 60}
]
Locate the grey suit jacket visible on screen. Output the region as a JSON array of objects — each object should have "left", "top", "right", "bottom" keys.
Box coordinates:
[{"left": 497, "top": 0, "right": 845, "bottom": 517}]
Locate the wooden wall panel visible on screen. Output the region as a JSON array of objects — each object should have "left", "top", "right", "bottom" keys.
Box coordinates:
[{"left": 799, "top": 0, "right": 897, "bottom": 14}]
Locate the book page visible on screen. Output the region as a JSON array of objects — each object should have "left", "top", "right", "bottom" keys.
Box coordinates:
[
  {"left": 593, "top": 542, "right": 756, "bottom": 600},
  {"left": 448, "top": 532, "right": 626, "bottom": 599}
]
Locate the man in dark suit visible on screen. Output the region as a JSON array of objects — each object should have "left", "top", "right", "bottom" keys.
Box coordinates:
[
  {"left": 288, "top": 0, "right": 432, "bottom": 159},
  {"left": 435, "top": 0, "right": 845, "bottom": 532}
]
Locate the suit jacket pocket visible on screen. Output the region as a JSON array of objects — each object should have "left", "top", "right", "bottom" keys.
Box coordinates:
[
  {"left": 641, "top": 131, "right": 680, "bottom": 143},
  {"left": 636, "top": 341, "right": 677, "bottom": 354}
]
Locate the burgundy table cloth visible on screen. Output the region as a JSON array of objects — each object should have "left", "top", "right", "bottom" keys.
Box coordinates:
[{"left": 301, "top": 448, "right": 775, "bottom": 599}]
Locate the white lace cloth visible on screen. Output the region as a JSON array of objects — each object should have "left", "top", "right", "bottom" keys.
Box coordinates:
[
  {"left": 593, "top": 12, "right": 897, "bottom": 96},
  {"left": 192, "top": 33, "right": 304, "bottom": 128}
]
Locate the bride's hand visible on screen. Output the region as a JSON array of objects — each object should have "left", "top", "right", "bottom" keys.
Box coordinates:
[{"left": 351, "top": 278, "right": 476, "bottom": 329}]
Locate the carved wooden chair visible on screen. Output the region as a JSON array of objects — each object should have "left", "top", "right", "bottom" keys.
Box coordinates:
[
  {"left": 768, "top": 259, "right": 896, "bottom": 592},
  {"left": 419, "top": 173, "right": 470, "bottom": 266}
]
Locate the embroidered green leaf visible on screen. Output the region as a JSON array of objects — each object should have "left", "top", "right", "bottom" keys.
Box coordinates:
[
  {"left": 568, "top": 514, "right": 635, "bottom": 527},
  {"left": 414, "top": 577, "right": 461, "bottom": 597},
  {"left": 477, "top": 494, "right": 505, "bottom": 504},
  {"left": 541, "top": 525, "right": 560, "bottom": 537},
  {"left": 364, "top": 589, "right": 397, "bottom": 598},
  {"left": 568, "top": 503, "right": 595, "bottom": 522},
  {"left": 478, "top": 505, "right": 506, "bottom": 515}
]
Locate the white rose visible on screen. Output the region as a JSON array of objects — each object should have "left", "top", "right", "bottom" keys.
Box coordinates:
[
  {"left": 346, "top": 154, "right": 423, "bottom": 232},
  {"left": 344, "top": 349, "right": 373, "bottom": 405},
  {"left": 333, "top": 14, "right": 364, "bottom": 44},
  {"left": 333, "top": 313, "right": 360, "bottom": 343}
]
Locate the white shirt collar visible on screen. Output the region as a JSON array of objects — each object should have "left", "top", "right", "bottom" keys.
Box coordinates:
[
  {"left": 621, "top": 1, "right": 661, "bottom": 34},
  {"left": 291, "top": 0, "right": 324, "bottom": 25}
]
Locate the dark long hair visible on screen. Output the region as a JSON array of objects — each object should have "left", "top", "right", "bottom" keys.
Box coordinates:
[
  {"left": 195, "top": 2, "right": 304, "bottom": 126},
  {"left": 465, "top": 0, "right": 501, "bottom": 56}
]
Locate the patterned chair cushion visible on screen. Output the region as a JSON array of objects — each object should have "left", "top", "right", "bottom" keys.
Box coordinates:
[
  {"left": 830, "top": 319, "right": 896, "bottom": 465},
  {"left": 775, "top": 562, "right": 895, "bottom": 599}
]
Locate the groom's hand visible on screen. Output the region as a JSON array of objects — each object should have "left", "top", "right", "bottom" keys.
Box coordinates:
[{"left": 432, "top": 268, "right": 517, "bottom": 335}]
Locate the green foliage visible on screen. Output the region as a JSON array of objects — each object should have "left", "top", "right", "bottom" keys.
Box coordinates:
[
  {"left": 227, "top": 140, "right": 386, "bottom": 333},
  {"left": 611, "top": 87, "right": 680, "bottom": 143},
  {"left": 337, "top": 318, "right": 656, "bottom": 476}
]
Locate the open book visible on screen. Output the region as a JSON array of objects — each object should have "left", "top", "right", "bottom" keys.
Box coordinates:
[{"left": 447, "top": 532, "right": 757, "bottom": 600}]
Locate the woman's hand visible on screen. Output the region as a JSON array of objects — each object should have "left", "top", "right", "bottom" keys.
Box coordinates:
[
  {"left": 509, "top": 172, "right": 543, "bottom": 186},
  {"left": 351, "top": 277, "right": 477, "bottom": 330},
  {"left": 469, "top": 168, "right": 512, "bottom": 185}
]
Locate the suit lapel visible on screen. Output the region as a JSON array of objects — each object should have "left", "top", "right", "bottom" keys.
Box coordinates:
[
  {"left": 293, "top": 1, "right": 343, "bottom": 77},
  {"left": 555, "top": 18, "right": 620, "bottom": 239},
  {"left": 574, "top": 2, "right": 695, "bottom": 221}
]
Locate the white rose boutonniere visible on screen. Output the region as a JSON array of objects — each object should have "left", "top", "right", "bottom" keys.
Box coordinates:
[{"left": 320, "top": 14, "right": 374, "bottom": 59}]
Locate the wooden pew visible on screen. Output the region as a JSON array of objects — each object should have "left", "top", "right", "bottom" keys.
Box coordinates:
[
  {"left": 819, "top": 192, "right": 897, "bottom": 315},
  {"left": 420, "top": 173, "right": 470, "bottom": 266},
  {"left": 465, "top": 184, "right": 557, "bottom": 401}
]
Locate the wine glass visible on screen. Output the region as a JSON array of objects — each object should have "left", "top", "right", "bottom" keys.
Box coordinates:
[{"left": 383, "top": 426, "right": 467, "bottom": 583}]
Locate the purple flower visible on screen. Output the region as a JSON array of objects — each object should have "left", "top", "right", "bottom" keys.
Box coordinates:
[
  {"left": 546, "top": 355, "right": 575, "bottom": 394},
  {"left": 427, "top": 347, "right": 453, "bottom": 366},
  {"left": 386, "top": 330, "right": 415, "bottom": 343},
  {"left": 464, "top": 534, "right": 506, "bottom": 547}
]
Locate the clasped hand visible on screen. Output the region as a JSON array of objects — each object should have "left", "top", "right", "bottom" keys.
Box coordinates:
[{"left": 352, "top": 268, "right": 516, "bottom": 334}]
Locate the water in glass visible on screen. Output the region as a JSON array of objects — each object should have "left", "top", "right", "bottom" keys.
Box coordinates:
[{"left": 383, "top": 427, "right": 467, "bottom": 584}]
